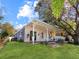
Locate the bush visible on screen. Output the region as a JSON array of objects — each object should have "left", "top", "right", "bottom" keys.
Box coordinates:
[
  {"left": 18, "top": 39, "right": 24, "bottom": 42},
  {"left": 40, "top": 41, "right": 48, "bottom": 45},
  {"left": 11, "top": 37, "right": 17, "bottom": 41},
  {"left": 56, "top": 39, "right": 64, "bottom": 44}
]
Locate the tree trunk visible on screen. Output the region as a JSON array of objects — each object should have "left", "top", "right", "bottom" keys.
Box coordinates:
[{"left": 73, "top": 35, "right": 79, "bottom": 45}]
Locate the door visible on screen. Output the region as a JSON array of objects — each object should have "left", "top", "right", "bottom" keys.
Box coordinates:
[{"left": 30, "top": 31, "right": 37, "bottom": 42}]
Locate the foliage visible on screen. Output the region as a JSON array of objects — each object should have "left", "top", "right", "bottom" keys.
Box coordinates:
[
  {"left": 35, "top": 0, "right": 79, "bottom": 44},
  {"left": 2, "top": 22, "right": 15, "bottom": 36},
  {"left": 68, "top": 0, "right": 77, "bottom": 6},
  {"left": 51, "top": 0, "right": 64, "bottom": 19},
  {"left": 51, "top": 0, "right": 79, "bottom": 44},
  {"left": 43, "top": 8, "right": 53, "bottom": 23},
  {"left": 0, "top": 30, "right": 8, "bottom": 39},
  {"left": 0, "top": 22, "right": 15, "bottom": 40},
  {"left": 66, "top": 20, "right": 76, "bottom": 30}
]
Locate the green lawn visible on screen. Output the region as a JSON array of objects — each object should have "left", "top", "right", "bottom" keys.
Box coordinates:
[{"left": 0, "top": 42, "right": 79, "bottom": 59}]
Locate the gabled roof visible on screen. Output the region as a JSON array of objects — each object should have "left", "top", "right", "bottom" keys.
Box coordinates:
[
  {"left": 25, "top": 20, "right": 56, "bottom": 31},
  {"left": 14, "top": 20, "right": 56, "bottom": 35},
  {"left": 33, "top": 20, "right": 55, "bottom": 29}
]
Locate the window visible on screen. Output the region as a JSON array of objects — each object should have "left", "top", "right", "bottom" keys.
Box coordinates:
[
  {"left": 41, "top": 33, "right": 44, "bottom": 39},
  {"left": 27, "top": 34, "right": 29, "bottom": 38}
]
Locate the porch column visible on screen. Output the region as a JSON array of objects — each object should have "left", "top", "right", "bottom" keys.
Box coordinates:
[
  {"left": 46, "top": 28, "right": 49, "bottom": 42},
  {"left": 32, "top": 24, "right": 35, "bottom": 45}
]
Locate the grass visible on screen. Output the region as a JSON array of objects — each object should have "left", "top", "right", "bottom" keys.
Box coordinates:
[{"left": 0, "top": 42, "right": 79, "bottom": 59}]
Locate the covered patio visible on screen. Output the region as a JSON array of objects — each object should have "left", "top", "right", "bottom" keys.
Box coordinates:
[{"left": 24, "top": 20, "right": 56, "bottom": 44}]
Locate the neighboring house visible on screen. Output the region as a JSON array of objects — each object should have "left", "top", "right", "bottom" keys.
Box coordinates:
[{"left": 13, "top": 20, "right": 57, "bottom": 44}]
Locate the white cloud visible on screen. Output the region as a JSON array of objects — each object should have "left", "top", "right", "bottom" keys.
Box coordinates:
[
  {"left": 26, "top": 1, "right": 33, "bottom": 6},
  {"left": 17, "top": 4, "right": 33, "bottom": 19},
  {"left": 17, "top": 0, "right": 39, "bottom": 22},
  {"left": 33, "top": 0, "right": 38, "bottom": 7},
  {"left": 16, "top": 0, "right": 39, "bottom": 30}
]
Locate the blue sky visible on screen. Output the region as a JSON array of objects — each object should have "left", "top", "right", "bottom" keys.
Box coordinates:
[{"left": 1, "top": 0, "right": 39, "bottom": 29}]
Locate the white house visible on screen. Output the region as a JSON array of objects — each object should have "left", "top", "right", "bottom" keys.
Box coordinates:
[{"left": 14, "top": 20, "right": 57, "bottom": 44}]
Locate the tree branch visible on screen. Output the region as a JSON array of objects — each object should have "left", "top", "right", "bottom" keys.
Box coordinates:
[
  {"left": 52, "top": 19, "right": 74, "bottom": 36},
  {"left": 61, "top": 20, "right": 76, "bottom": 32}
]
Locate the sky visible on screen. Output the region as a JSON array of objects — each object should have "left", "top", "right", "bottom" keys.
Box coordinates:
[{"left": 1, "top": 0, "right": 39, "bottom": 30}]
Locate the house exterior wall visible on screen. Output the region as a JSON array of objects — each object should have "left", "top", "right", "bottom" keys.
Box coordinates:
[
  {"left": 24, "top": 25, "right": 53, "bottom": 42},
  {"left": 13, "top": 20, "right": 56, "bottom": 42},
  {"left": 14, "top": 27, "right": 25, "bottom": 41},
  {"left": 24, "top": 27, "right": 30, "bottom": 42}
]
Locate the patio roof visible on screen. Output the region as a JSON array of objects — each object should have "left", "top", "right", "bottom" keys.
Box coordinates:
[{"left": 26, "top": 20, "right": 56, "bottom": 31}]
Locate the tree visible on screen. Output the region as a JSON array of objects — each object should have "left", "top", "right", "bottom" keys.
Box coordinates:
[
  {"left": 0, "top": 30, "right": 8, "bottom": 39},
  {"left": 2, "top": 22, "right": 15, "bottom": 36},
  {"left": 35, "top": 0, "right": 79, "bottom": 44},
  {"left": 35, "top": 0, "right": 52, "bottom": 23},
  {"left": 0, "top": 22, "right": 15, "bottom": 40},
  {"left": 51, "top": 0, "right": 79, "bottom": 44},
  {"left": 0, "top": 9, "right": 4, "bottom": 40}
]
